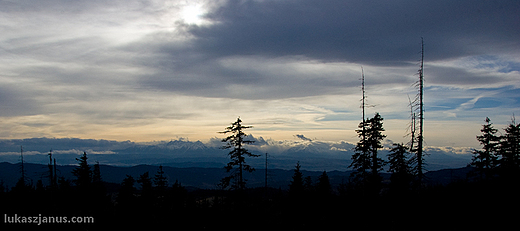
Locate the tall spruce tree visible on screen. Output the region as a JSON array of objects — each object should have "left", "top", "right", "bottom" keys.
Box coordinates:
[
  {"left": 154, "top": 165, "right": 168, "bottom": 205},
  {"left": 219, "top": 117, "right": 259, "bottom": 190},
  {"left": 91, "top": 161, "right": 108, "bottom": 209},
  {"left": 92, "top": 161, "right": 102, "bottom": 184},
  {"left": 316, "top": 171, "right": 332, "bottom": 197},
  {"left": 72, "top": 152, "right": 92, "bottom": 190},
  {"left": 117, "top": 175, "right": 136, "bottom": 207},
  {"left": 137, "top": 172, "right": 153, "bottom": 207},
  {"left": 350, "top": 119, "right": 371, "bottom": 184},
  {"left": 154, "top": 165, "right": 168, "bottom": 191},
  {"left": 387, "top": 143, "right": 413, "bottom": 193},
  {"left": 498, "top": 118, "right": 520, "bottom": 176},
  {"left": 471, "top": 117, "right": 499, "bottom": 180},
  {"left": 289, "top": 162, "right": 304, "bottom": 197},
  {"left": 350, "top": 113, "right": 386, "bottom": 193}
]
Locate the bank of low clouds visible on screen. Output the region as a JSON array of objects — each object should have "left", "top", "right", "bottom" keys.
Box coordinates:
[{"left": 0, "top": 137, "right": 473, "bottom": 171}]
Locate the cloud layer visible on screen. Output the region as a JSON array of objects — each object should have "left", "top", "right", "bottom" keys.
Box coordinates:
[{"left": 0, "top": 0, "right": 518, "bottom": 148}]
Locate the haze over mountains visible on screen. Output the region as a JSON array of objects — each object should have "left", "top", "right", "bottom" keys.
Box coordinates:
[{"left": 0, "top": 136, "right": 472, "bottom": 171}]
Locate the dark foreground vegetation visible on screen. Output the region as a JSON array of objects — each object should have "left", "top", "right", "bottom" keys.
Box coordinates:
[{"left": 0, "top": 161, "right": 518, "bottom": 231}]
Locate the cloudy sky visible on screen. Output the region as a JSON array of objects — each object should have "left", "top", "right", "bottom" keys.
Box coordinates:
[{"left": 1, "top": 0, "right": 519, "bottom": 148}]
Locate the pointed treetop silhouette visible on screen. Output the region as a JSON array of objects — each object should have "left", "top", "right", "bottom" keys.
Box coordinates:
[
  {"left": 471, "top": 117, "right": 499, "bottom": 180},
  {"left": 289, "top": 161, "right": 304, "bottom": 197},
  {"left": 219, "top": 117, "right": 260, "bottom": 191},
  {"left": 499, "top": 117, "right": 520, "bottom": 176},
  {"left": 350, "top": 112, "right": 386, "bottom": 194},
  {"left": 72, "top": 152, "right": 92, "bottom": 190}
]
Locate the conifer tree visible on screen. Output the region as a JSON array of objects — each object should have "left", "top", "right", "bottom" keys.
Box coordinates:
[
  {"left": 350, "top": 119, "right": 371, "bottom": 184},
  {"left": 154, "top": 165, "right": 168, "bottom": 190},
  {"left": 138, "top": 172, "right": 152, "bottom": 194},
  {"left": 387, "top": 143, "right": 413, "bottom": 193},
  {"left": 350, "top": 113, "right": 386, "bottom": 193},
  {"left": 289, "top": 162, "right": 304, "bottom": 197},
  {"left": 471, "top": 117, "right": 499, "bottom": 180},
  {"left": 91, "top": 161, "right": 107, "bottom": 207},
  {"left": 366, "top": 113, "right": 386, "bottom": 176},
  {"left": 315, "top": 171, "right": 332, "bottom": 197},
  {"left": 219, "top": 117, "right": 259, "bottom": 190},
  {"left": 498, "top": 118, "right": 520, "bottom": 176},
  {"left": 92, "top": 161, "right": 102, "bottom": 184},
  {"left": 154, "top": 165, "right": 168, "bottom": 205},
  {"left": 72, "top": 152, "right": 92, "bottom": 190},
  {"left": 117, "top": 175, "right": 136, "bottom": 207},
  {"left": 170, "top": 179, "right": 187, "bottom": 209},
  {"left": 137, "top": 172, "right": 153, "bottom": 206}
]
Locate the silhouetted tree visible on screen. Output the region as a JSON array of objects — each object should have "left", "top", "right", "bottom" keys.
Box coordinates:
[
  {"left": 47, "top": 150, "right": 57, "bottom": 189},
  {"left": 14, "top": 146, "right": 29, "bottom": 193},
  {"left": 366, "top": 113, "right": 386, "bottom": 177},
  {"left": 350, "top": 113, "right": 386, "bottom": 194},
  {"left": 289, "top": 162, "right": 304, "bottom": 197},
  {"left": 415, "top": 38, "right": 426, "bottom": 185},
  {"left": 498, "top": 118, "right": 520, "bottom": 177},
  {"left": 154, "top": 165, "right": 168, "bottom": 190},
  {"left": 387, "top": 143, "right": 413, "bottom": 193},
  {"left": 154, "top": 165, "right": 168, "bottom": 206},
  {"left": 72, "top": 152, "right": 92, "bottom": 190},
  {"left": 219, "top": 117, "right": 259, "bottom": 190},
  {"left": 315, "top": 171, "right": 332, "bottom": 197},
  {"left": 471, "top": 117, "right": 500, "bottom": 180},
  {"left": 170, "top": 179, "right": 187, "bottom": 209},
  {"left": 137, "top": 172, "right": 152, "bottom": 194},
  {"left": 117, "top": 175, "right": 136, "bottom": 208},
  {"left": 92, "top": 161, "right": 105, "bottom": 192},
  {"left": 11, "top": 177, "right": 31, "bottom": 194},
  {"left": 91, "top": 161, "right": 109, "bottom": 211},
  {"left": 92, "top": 161, "right": 102, "bottom": 183},
  {"left": 351, "top": 67, "right": 371, "bottom": 188},
  {"left": 137, "top": 172, "right": 153, "bottom": 200}
]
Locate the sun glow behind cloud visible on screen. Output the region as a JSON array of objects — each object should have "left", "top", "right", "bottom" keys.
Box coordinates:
[{"left": 181, "top": 4, "right": 206, "bottom": 25}]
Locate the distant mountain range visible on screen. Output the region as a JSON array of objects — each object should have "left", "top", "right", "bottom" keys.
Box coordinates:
[
  {"left": 0, "top": 162, "right": 473, "bottom": 191},
  {"left": 0, "top": 137, "right": 474, "bottom": 171}
]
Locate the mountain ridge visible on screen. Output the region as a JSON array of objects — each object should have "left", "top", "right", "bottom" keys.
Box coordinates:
[
  {"left": 0, "top": 137, "right": 473, "bottom": 171},
  {"left": 0, "top": 162, "right": 473, "bottom": 191}
]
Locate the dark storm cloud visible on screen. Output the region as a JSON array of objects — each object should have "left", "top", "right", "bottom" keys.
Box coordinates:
[
  {"left": 189, "top": 0, "right": 519, "bottom": 64},
  {"left": 124, "top": 0, "right": 520, "bottom": 100},
  {"left": 129, "top": 36, "right": 361, "bottom": 99}
]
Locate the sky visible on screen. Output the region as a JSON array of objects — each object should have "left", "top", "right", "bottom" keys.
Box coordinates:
[{"left": 0, "top": 0, "right": 519, "bottom": 149}]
